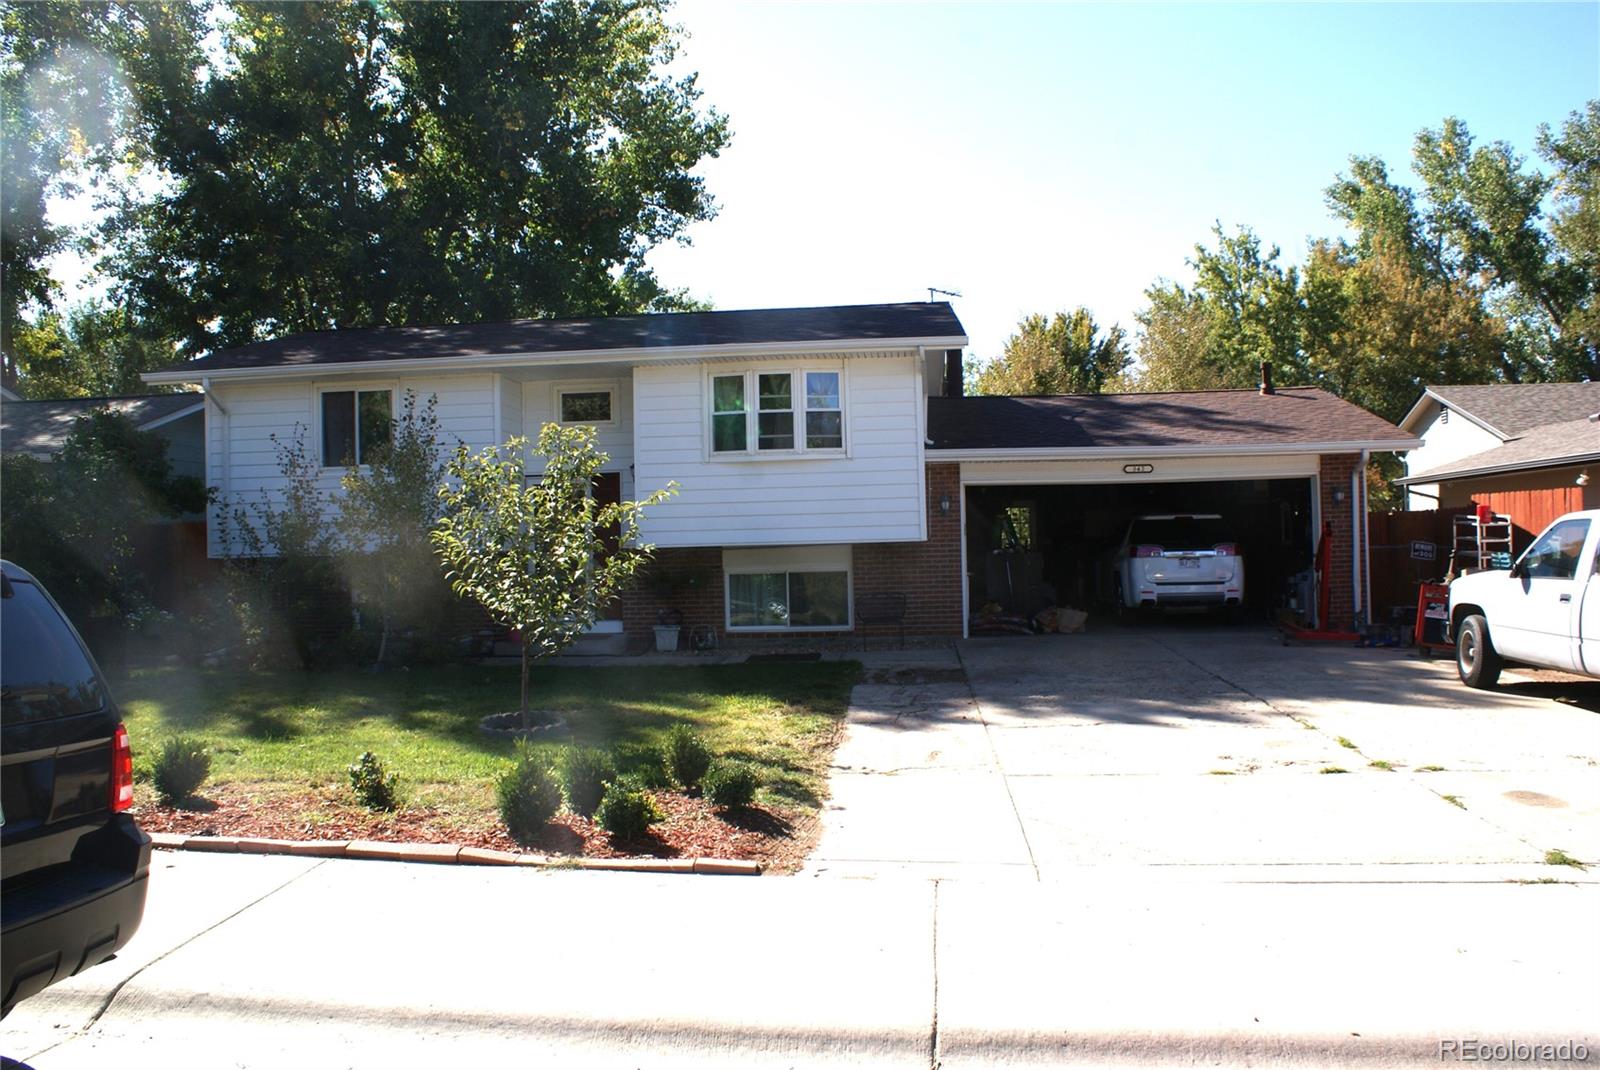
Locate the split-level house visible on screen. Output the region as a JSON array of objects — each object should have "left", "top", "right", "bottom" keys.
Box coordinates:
[{"left": 142, "top": 302, "right": 1416, "bottom": 642}]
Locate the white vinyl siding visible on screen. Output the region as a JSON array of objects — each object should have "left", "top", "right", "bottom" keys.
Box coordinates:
[
  {"left": 521, "top": 375, "right": 632, "bottom": 498},
  {"left": 634, "top": 354, "right": 925, "bottom": 547},
  {"left": 1403, "top": 402, "right": 1504, "bottom": 511},
  {"left": 498, "top": 374, "right": 522, "bottom": 452},
  {"left": 206, "top": 373, "right": 497, "bottom": 556}
]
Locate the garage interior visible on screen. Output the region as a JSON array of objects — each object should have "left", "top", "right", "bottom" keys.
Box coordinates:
[{"left": 964, "top": 477, "right": 1316, "bottom": 622}]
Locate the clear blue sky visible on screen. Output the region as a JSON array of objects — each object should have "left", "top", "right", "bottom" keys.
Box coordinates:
[{"left": 646, "top": 1, "right": 1600, "bottom": 363}]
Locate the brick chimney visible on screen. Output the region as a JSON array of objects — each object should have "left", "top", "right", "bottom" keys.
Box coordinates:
[{"left": 1259, "top": 361, "right": 1274, "bottom": 395}]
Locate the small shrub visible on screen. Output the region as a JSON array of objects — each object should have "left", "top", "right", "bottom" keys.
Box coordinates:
[
  {"left": 348, "top": 751, "right": 400, "bottom": 811},
  {"left": 498, "top": 745, "right": 563, "bottom": 844},
  {"left": 596, "top": 779, "right": 665, "bottom": 840},
  {"left": 703, "top": 760, "right": 760, "bottom": 810},
  {"left": 559, "top": 746, "right": 616, "bottom": 818},
  {"left": 663, "top": 725, "right": 713, "bottom": 790},
  {"left": 152, "top": 736, "right": 211, "bottom": 804},
  {"left": 612, "top": 742, "right": 671, "bottom": 788}
]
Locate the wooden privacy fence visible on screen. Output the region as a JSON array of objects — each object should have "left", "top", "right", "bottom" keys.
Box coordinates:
[{"left": 1367, "top": 510, "right": 1462, "bottom": 626}]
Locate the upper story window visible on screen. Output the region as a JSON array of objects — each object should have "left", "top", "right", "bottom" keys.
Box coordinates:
[
  {"left": 710, "top": 368, "right": 845, "bottom": 456},
  {"left": 321, "top": 388, "right": 392, "bottom": 466},
  {"left": 558, "top": 388, "right": 613, "bottom": 424}
]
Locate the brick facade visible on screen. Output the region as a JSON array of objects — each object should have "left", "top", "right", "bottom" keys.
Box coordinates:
[
  {"left": 1317, "top": 452, "right": 1361, "bottom": 632},
  {"left": 852, "top": 462, "right": 963, "bottom": 637},
  {"left": 620, "top": 461, "right": 967, "bottom": 643},
  {"left": 620, "top": 546, "right": 725, "bottom": 645}
]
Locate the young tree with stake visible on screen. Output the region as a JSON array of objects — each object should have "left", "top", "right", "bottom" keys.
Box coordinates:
[{"left": 432, "top": 425, "right": 676, "bottom": 728}]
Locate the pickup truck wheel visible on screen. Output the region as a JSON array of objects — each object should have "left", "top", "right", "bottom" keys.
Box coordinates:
[{"left": 1456, "top": 614, "right": 1502, "bottom": 689}]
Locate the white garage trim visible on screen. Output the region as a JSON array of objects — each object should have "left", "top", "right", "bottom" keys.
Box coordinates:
[{"left": 960, "top": 453, "right": 1319, "bottom": 487}]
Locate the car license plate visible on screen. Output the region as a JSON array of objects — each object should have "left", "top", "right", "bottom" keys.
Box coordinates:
[{"left": 1179, "top": 557, "right": 1200, "bottom": 568}]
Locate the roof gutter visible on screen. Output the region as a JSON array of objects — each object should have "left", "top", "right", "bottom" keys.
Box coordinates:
[
  {"left": 140, "top": 335, "right": 971, "bottom": 386},
  {"left": 930, "top": 439, "right": 1419, "bottom": 462},
  {"left": 1395, "top": 450, "right": 1600, "bottom": 486}
]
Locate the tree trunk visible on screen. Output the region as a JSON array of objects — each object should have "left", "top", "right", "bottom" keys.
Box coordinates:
[
  {"left": 519, "top": 631, "right": 531, "bottom": 730},
  {"left": 374, "top": 615, "right": 389, "bottom": 671}
]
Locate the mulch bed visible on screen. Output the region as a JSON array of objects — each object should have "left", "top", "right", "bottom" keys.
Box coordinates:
[{"left": 133, "top": 784, "right": 819, "bottom": 873}]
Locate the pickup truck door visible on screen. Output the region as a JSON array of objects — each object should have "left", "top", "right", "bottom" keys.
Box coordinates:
[
  {"left": 1496, "top": 517, "right": 1589, "bottom": 672},
  {"left": 1580, "top": 538, "right": 1600, "bottom": 677}
]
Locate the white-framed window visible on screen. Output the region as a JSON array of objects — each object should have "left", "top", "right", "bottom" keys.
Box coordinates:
[
  {"left": 318, "top": 385, "right": 394, "bottom": 467},
  {"left": 723, "top": 546, "right": 852, "bottom": 631},
  {"left": 554, "top": 382, "right": 616, "bottom": 426},
  {"left": 708, "top": 366, "right": 847, "bottom": 457}
]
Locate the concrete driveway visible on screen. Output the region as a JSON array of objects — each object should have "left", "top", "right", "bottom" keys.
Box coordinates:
[{"left": 806, "top": 626, "right": 1600, "bottom": 881}]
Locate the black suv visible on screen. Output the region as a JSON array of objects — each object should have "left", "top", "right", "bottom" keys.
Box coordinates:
[{"left": 1, "top": 561, "right": 151, "bottom": 1017}]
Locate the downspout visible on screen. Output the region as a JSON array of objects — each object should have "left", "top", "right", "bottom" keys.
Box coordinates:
[
  {"left": 1360, "top": 449, "right": 1372, "bottom": 626},
  {"left": 1351, "top": 452, "right": 1365, "bottom": 625},
  {"left": 203, "top": 377, "right": 230, "bottom": 556}
]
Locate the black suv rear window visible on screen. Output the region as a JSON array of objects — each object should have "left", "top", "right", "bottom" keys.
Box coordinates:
[
  {"left": 1, "top": 577, "right": 107, "bottom": 722},
  {"left": 1129, "top": 517, "right": 1233, "bottom": 552}
]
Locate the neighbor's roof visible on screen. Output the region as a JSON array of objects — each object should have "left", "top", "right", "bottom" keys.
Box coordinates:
[
  {"left": 143, "top": 302, "right": 969, "bottom": 382},
  {"left": 927, "top": 388, "right": 1416, "bottom": 456},
  {"left": 1396, "top": 412, "right": 1600, "bottom": 485},
  {"left": 1400, "top": 382, "right": 1600, "bottom": 438},
  {"left": 0, "top": 393, "right": 204, "bottom": 458}
]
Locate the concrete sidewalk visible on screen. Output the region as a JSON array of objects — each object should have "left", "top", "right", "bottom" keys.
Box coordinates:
[{"left": 5, "top": 852, "right": 1598, "bottom": 1069}]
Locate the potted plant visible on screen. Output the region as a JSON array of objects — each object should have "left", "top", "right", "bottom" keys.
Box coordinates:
[{"left": 654, "top": 607, "right": 684, "bottom": 652}]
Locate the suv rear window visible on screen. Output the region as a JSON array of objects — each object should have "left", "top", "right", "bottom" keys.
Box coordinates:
[
  {"left": 1128, "top": 516, "right": 1233, "bottom": 552},
  {"left": 1, "top": 577, "right": 107, "bottom": 722}
]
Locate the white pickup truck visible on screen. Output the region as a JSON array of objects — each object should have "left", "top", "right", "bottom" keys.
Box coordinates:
[{"left": 1448, "top": 509, "right": 1600, "bottom": 688}]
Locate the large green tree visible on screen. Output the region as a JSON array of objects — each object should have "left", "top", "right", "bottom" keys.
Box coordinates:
[
  {"left": 8, "top": 300, "right": 180, "bottom": 397},
  {"left": 0, "top": 1, "right": 147, "bottom": 387},
  {"left": 1133, "top": 224, "right": 1305, "bottom": 392},
  {"left": 102, "top": 0, "right": 730, "bottom": 359},
  {"left": 974, "top": 307, "right": 1131, "bottom": 396}
]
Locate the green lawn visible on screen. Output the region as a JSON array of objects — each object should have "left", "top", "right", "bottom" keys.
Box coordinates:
[{"left": 118, "top": 661, "right": 860, "bottom": 814}]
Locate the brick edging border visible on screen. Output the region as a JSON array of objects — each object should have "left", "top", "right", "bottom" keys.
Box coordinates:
[{"left": 148, "top": 831, "right": 762, "bottom": 875}]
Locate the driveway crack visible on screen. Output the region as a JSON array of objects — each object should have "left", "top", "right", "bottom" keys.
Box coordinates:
[
  {"left": 955, "top": 644, "right": 1040, "bottom": 882},
  {"left": 929, "top": 879, "right": 941, "bottom": 1070}
]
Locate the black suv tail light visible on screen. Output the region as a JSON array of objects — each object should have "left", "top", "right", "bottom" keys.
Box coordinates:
[{"left": 111, "top": 724, "right": 134, "bottom": 812}]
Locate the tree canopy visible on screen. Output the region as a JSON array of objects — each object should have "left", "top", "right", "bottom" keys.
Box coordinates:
[
  {"left": 973, "top": 308, "right": 1131, "bottom": 396},
  {"left": 2, "top": 0, "right": 730, "bottom": 386}
]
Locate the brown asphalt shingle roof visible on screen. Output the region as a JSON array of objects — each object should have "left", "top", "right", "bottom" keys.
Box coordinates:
[
  {"left": 928, "top": 388, "right": 1413, "bottom": 452},
  {"left": 1399, "top": 413, "right": 1600, "bottom": 483},
  {"left": 1423, "top": 382, "right": 1600, "bottom": 437}
]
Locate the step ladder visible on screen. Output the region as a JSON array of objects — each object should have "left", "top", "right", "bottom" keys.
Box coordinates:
[{"left": 1451, "top": 511, "right": 1514, "bottom": 575}]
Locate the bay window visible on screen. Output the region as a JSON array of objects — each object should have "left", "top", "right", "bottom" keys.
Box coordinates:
[{"left": 709, "top": 367, "right": 845, "bottom": 456}]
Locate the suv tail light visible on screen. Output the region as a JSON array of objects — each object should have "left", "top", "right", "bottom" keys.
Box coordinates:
[
  {"left": 111, "top": 723, "right": 134, "bottom": 812},
  {"left": 1213, "top": 543, "right": 1239, "bottom": 556},
  {"left": 1133, "top": 545, "right": 1164, "bottom": 558}
]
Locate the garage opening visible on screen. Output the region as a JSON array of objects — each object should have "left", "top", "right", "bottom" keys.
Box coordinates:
[{"left": 965, "top": 478, "right": 1316, "bottom": 623}]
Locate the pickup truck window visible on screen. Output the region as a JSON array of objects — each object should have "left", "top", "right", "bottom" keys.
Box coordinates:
[
  {"left": 1521, "top": 518, "right": 1590, "bottom": 580},
  {"left": 0, "top": 577, "right": 108, "bottom": 722}
]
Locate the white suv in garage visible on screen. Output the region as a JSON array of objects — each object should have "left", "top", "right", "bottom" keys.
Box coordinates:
[{"left": 1113, "top": 514, "right": 1245, "bottom": 613}]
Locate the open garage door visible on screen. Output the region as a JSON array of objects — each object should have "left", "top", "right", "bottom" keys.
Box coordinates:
[{"left": 964, "top": 476, "right": 1316, "bottom": 624}]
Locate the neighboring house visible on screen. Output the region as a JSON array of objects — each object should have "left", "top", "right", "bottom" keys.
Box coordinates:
[
  {"left": 0, "top": 393, "right": 206, "bottom": 481},
  {"left": 142, "top": 302, "right": 1415, "bottom": 639},
  {"left": 1396, "top": 383, "right": 1600, "bottom": 544}
]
